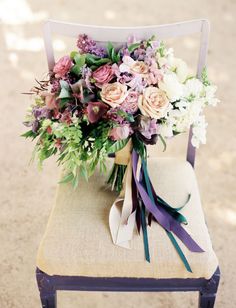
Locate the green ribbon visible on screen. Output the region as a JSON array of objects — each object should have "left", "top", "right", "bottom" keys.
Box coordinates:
[
  {"left": 140, "top": 202, "right": 150, "bottom": 263},
  {"left": 142, "top": 159, "right": 192, "bottom": 273}
]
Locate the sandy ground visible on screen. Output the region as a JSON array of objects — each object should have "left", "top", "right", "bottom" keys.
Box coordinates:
[{"left": 0, "top": 0, "right": 236, "bottom": 307}]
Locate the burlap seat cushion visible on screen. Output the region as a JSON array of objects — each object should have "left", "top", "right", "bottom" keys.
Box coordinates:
[{"left": 37, "top": 157, "right": 218, "bottom": 279}]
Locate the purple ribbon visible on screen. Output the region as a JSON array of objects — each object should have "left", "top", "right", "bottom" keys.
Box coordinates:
[{"left": 132, "top": 150, "right": 204, "bottom": 253}]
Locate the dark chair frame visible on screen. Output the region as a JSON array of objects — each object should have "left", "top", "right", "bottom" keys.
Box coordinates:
[{"left": 36, "top": 19, "right": 220, "bottom": 308}]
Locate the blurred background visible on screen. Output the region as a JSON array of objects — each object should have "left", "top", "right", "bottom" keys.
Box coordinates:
[{"left": 0, "top": 0, "right": 235, "bottom": 307}]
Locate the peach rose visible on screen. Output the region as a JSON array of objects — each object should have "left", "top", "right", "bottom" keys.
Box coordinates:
[
  {"left": 138, "top": 86, "right": 169, "bottom": 119},
  {"left": 53, "top": 56, "right": 73, "bottom": 78},
  {"left": 101, "top": 82, "right": 128, "bottom": 108},
  {"left": 131, "top": 61, "right": 149, "bottom": 75}
]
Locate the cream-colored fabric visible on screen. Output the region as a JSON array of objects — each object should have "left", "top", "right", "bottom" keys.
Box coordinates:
[{"left": 37, "top": 158, "right": 218, "bottom": 279}]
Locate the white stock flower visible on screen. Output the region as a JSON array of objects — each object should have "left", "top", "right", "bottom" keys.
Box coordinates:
[
  {"left": 183, "top": 78, "right": 203, "bottom": 99},
  {"left": 170, "top": 57, "right": 189, "bottom": 83},
  {"left": 191, "top": 116, "right": 208, "bottom": 148},
  {"left": 159, "top": 73, "right": 183, "bottom": 102},
  {"left": 204, "top": 85, "right": 220, "bottom": 106}
]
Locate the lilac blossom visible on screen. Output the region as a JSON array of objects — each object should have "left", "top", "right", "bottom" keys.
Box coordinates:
[{"left": 77, "top": 34, "right": 106, "bottom": 57}]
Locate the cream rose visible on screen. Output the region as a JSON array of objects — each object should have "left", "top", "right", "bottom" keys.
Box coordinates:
[
  {"left": 131, "top": 61, "right": 149, "bottom": 75},
  {"left": 119, "top": 56, "right": 149, "bottom": 77},
  {"left": 138, "top": 86, "right": 170, "bottom": 119},
  {"left": 101, "top": 82, "right": 128, "bottom": 108},
  {"left": 159, "top": 74, "right": 183, "bottom": 102}
]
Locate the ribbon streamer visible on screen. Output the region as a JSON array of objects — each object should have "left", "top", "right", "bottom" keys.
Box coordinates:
[{"left": 109, "top": 146, "right": 204, "bottom": 272}]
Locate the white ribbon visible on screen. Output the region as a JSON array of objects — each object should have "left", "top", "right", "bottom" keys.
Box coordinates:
[{"left": 109, "top": 142, "right": 136, "bottom": 249}]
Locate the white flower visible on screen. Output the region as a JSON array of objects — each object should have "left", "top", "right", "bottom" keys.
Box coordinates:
[
  {"left": 183, "top": 78, "right": 203, "bottom": 99},
  {"left": 191, "top": 116, "right": 208, "bottom": 148},
  {"left": 204, "top": 85, "right": 220, "bottom": 106},
  {"left": 156, "top": 47, "right": 174, "bottom": 67},
  {"left": 159, "top": 73, "right": 183, "bottom": 101},
  {"left": 170, "top": 57, "right": 189, "bottom": 83},
  {"left": 158, "top": 121, "right": 174, "bottom": 138}
]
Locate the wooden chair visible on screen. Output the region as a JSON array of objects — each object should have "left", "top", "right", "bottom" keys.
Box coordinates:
[{"left": 36, "top": 19, "right": 220, "bottom": 308}]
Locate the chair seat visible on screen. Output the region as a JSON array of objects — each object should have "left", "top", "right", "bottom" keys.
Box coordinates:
[{"left": 37, "top": 157, "right": 218, "bottom": 279}]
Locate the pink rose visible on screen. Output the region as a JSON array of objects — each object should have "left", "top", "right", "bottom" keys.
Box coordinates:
[
  {"left": 53, "top": 56, "right": 73, "bottom": 78},
  {"left": 109, "top": 125, "right": 132, "bottom": 141},
  {"left": 92, "top": 64, "right": 115, "bottom": 88},
  {"left": 121, "top": 90, "right": 139, "bottom": 114}
]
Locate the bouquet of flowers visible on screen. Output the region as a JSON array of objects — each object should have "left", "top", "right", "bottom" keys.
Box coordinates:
[{"left": 23, "top": 34, "right": 219, "bottom": 272}]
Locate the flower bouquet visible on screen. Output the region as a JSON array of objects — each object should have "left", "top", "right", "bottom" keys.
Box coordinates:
[{"left": 23, "top": 34, "right": 219, "bottom": 272}]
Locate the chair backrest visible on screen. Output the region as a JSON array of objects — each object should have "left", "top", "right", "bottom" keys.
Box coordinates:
[{"left": 43, "top": 19, "right": 210, "bottom": 168}]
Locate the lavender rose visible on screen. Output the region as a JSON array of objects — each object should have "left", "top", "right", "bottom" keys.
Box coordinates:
[
  {"left": 121, "top": 90, "right": 139, "bottom": 114},
  {"left": 92, "top": 64, "right": 115, "bottom": 88},
  {"left": 53, "top": 56, "right": 73, "bottom": 79}
]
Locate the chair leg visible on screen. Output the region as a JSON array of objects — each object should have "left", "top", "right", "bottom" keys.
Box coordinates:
[
  {"left": 198, "top": 267, "right": 220, "bottom": 308},
  {"left": 199, "top": 293, "right": 216, "bottom": 308},
  {"left": 36, "top": 268, "right": 57, "bottom": 308}
]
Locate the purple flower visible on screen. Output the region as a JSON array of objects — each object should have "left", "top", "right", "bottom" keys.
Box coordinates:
[
  {"left": 86, "top": 102, "right": 108, "bottom": 123},
  {"left": 133, "top": 47, "right": 146, "bottom": 60},
  {"left": 32, "top": 120, "right": 40, "bottom": 133},
  {"left": 106, "top": 108, "right": 126, "bottom": 124},
  {"left": 81, "top": 66, "right": 94, "bottom": 91},
  {"left": 135, "top": 115, "right": 158, "bottom": 145},
  {"left": 77, "top": 34, "right": 106, "bottom": 57},
  {"left": 33, "top": 107, "right": 52, "bottom": 120}
]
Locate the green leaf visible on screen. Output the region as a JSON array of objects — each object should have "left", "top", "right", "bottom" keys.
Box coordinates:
[
  {"left": 21, "top": 130, "right": 38, "bottom": 139},
  {"left": 107, "top": 138, "right": 129, "bottom": 154},
  {"left": 159, "top": 134, "right": 167, "bottom": 152},
  {"left": 85, "top": 54, "right": 110, "bottom": 66},
  {"left": 128, "top": 42, "right": 141, "bottom": 53},
  {"left": 107, "top": 42, "right": 113, "bottom": 58},
  {"left": 59, "top": 172, "right": 74, "bottom": 184},
  {"left": 201, "top": 67, "right": 211, "bottom": 86},
  {"left": 70, "top": 51, "right": 79, "bottom": 59},
  {"left": 59, "top": 80, "right": 71, "bottom": 99},
  {"left": 132, "top": 134, "right": 146, "bottom": 159},
  {"left": 59, "top": 98, "right": 70, "bottom": 108},
  {"left": 70, "top": 64, "right": 82, "bottom": 76}
]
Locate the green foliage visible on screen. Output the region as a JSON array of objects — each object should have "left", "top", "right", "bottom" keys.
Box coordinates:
[
  {"left": 85, "top": 54, "right": 110, "bottom": 66},
  {"left": 128, "top": 42, "right": 141, "bottom": 53},
  {"left": 21, "top": 130, "right": 38, "bottom": 139},
  {"left": 107, "top": 42, "right": 120, "bottom": 63},
  {"left": 132, "top": 134, "right": 146, "bottom": 159},
  {"left": 201, "top": 67, "right": 211, "bottom": 86},
  {"left": 70, "top": 53, "right": 86, "bottom": 76},
  {"left": 158, "top": 134, "right": 167, "bottom": 152},
  {"left": 107, "top": 138, "right": 129, "bottom": 154},
  {"left": 58, "top": 80, "right": 71, "bottom": 99}
]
